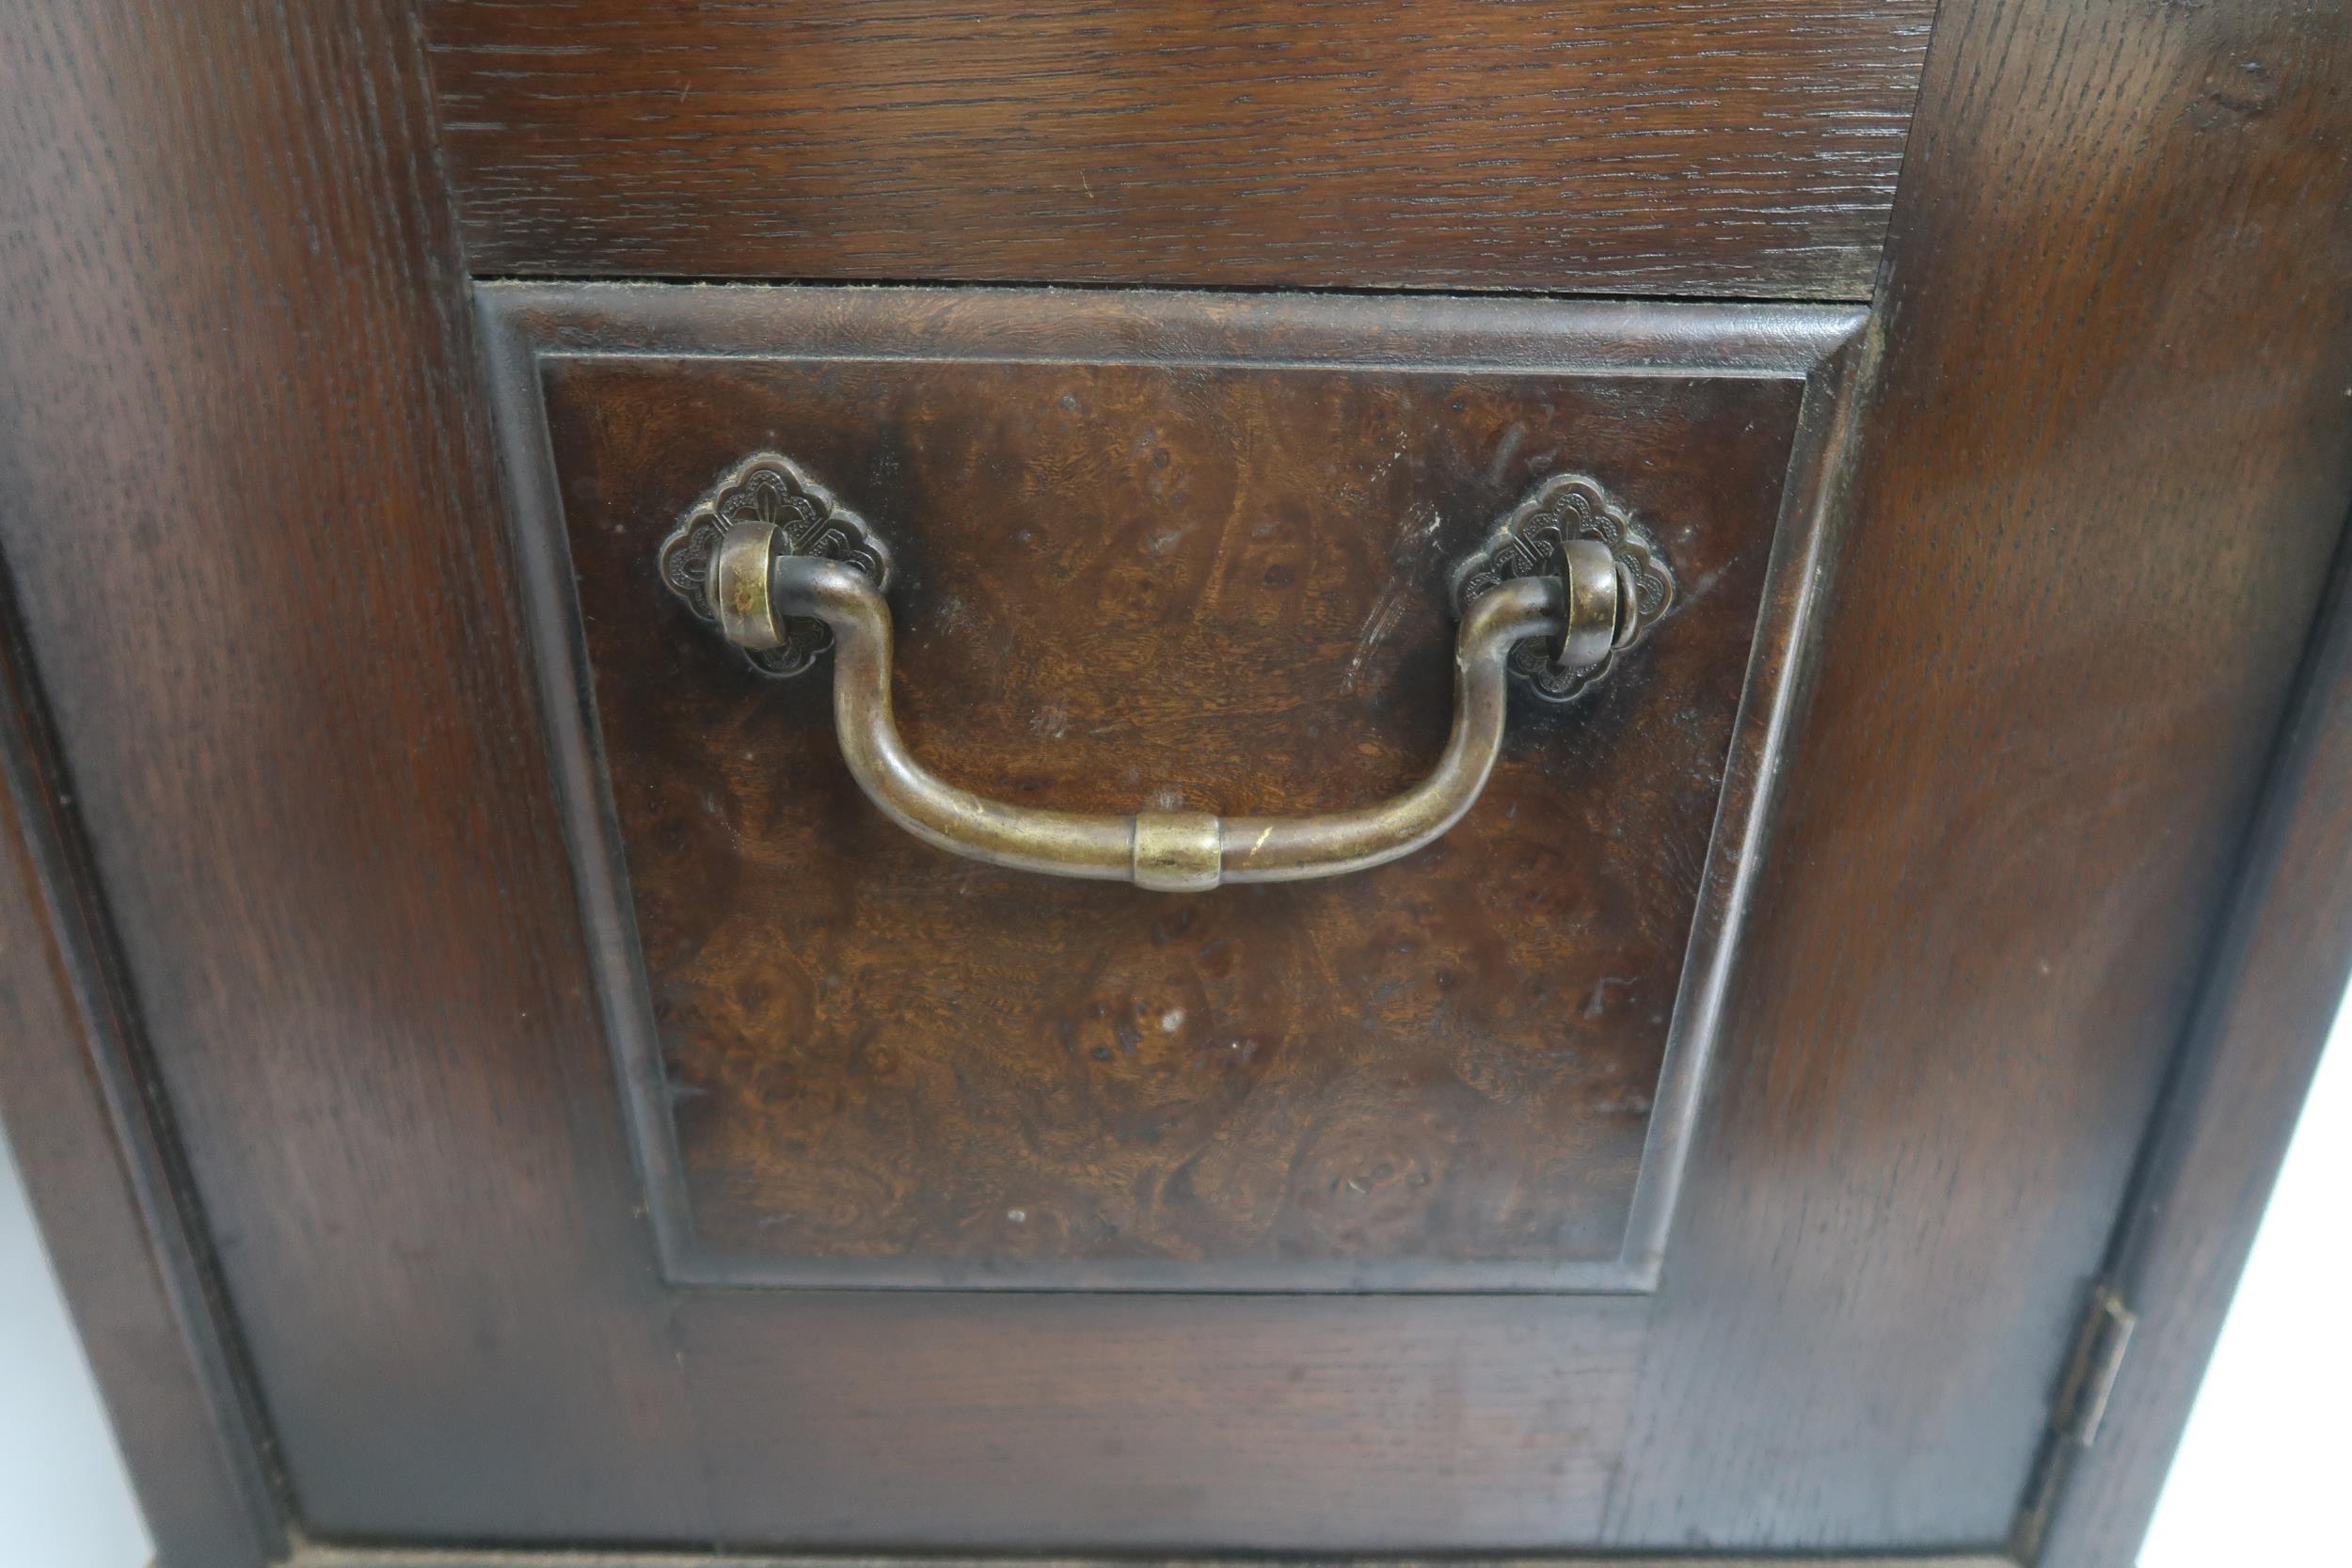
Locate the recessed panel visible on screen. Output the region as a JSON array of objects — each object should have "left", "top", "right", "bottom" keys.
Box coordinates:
[{"left": 483, "top": 284, "right": 1856, "bottom": 1290}]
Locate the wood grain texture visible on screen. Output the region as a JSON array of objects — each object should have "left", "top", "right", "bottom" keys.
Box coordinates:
[
  {"left": 0, "top": 586, "right": 279, "bottom": 1562},
  {"left": 422, "top": 0, "right": 1934, "bottom": 297},
  {"left": 678, "top": 1288, "right": 1657, "bottom": 1547},
  {"left": 0, "top": 0, "right": 705, "bottom": 1546},
  {"left": 1597, "top": 0, "right": 2352, "bottom": 1551},
  {"left": 516, "top": 288, "right": 1828, "bottom": 1288},
  {"left": 8, "top": 0, "right": 2348, "bottom": 1556},
  {"left": 2037, "top": 525, "right": 2352, "bottom": 1564}
]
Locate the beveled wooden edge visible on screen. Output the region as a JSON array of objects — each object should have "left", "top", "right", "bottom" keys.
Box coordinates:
[
  {"left": 477, "top": 280, "right": 1865, "bottom": 377},
  {"left": 475, "top": 280, "right": 1867, "bottom": 1293},
  {"left": 2031, "top": 515, "right": 2352, "bottom": 1562},
  {"left": 475, "top": 288, "right": 697, "bottom": 1298},
  {"left": 0, "top": 566, "right": 283, "bottom": 1561},
  {"left": 1620, "top": 313, "right": 1879, "bottom": 1280}
]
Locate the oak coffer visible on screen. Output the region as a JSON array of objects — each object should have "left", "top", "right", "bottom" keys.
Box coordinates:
[{"left": 4, "top": 4, "right": 2350, "bottom": 1568}]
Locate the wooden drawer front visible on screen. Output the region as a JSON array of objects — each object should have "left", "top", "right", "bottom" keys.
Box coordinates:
[
  {"left": 428, "top": 1, "right": 1932, "bottom": 298},
  {"left": 483, "top": 284, "right": 1858, "bottom": 1291}
]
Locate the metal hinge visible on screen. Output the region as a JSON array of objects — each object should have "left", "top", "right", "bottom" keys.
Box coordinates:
[
  {"left": 2012, "top": 1283, "right": 2138, "bottom": 1560},
  {"left": 2052, "top": 1285, "right": 2138, "bottom": 1448}
]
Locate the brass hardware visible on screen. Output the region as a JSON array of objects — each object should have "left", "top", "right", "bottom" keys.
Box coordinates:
[
  {"left": 2013, "top": 1283, "right": 2138, "bottom": 1560},
  {"left": 1451, "top": 472, "right": 1676, "bottom": 702},
  {"left": 711, "top": 520, "right": 787, "bottom": 650},
  {"left": 659, "top": 455, "right": 1673, "bottom": 889},
  {"left": 657, "top": 453, "right": 894, "bottom": 677}
]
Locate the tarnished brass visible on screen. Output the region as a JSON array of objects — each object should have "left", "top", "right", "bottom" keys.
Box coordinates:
[
  {"left": 660, "top": 457, "right": 1673, "bottom": 890},
  {"left": 710, "top": 521, "right": 787, "bottom": 651},
  {"left": 657, "top": 452, "right": 895, "bottom": 677},
  {"left": 1451, "top": 472, "right": 1676, "bottom": 702},
  {"left": 1129, "top": 810, "right": 1225, "bottom": 894},
  {"left": 1557, "top": 535, "right": 1622, "bottom": 673}
]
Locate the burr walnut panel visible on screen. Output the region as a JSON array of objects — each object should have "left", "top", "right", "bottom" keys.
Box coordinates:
[{"left": 487, "top": 284, "right": 1857, "bottom": 1289}]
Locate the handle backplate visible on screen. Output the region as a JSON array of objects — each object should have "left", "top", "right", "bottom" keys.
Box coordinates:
[
  {"left": 1450, "top": 472, "right": 1677, "bottom": 702},
  {"left": 657, "top": 452, "right": 894, "bottom": 677}
]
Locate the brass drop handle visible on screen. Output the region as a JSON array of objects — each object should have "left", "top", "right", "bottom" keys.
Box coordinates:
[{"left": 660, "top": 454, "right": 1674, "bottom": 892}]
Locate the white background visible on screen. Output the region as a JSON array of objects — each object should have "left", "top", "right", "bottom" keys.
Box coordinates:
[{"left": 5, "top": 988, "right": 2345, "bottom": 1566}]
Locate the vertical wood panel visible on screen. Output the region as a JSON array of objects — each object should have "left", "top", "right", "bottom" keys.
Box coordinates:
[
  {"left": 0, "top": 588, "right": 278, "bottom": 1567},
  {"left": 0, "top": 0, "right": 699, "bottom": 1543},
  {"left": 2039, "top": 523, "right": 2352, "bottom": 1561},
  {"left": 1605, "top": 0, "right": 2352, "bottom": 1548}
]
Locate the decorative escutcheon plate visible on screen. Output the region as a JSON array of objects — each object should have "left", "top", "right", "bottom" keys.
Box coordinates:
[
  {"left": 1451, "top": 472, "right": 1677, "bottom": 702},
  {"left": 657, "top": 452, "right": 894, "bottom": 677}
]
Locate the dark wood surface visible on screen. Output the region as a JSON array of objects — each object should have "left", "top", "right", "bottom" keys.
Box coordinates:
[
  {"left": 2040, "top": 528, "right": 2352, "bottom": 1564},
  {"left": 0, "top": 578, "right": 280, "bottom": 1561},
  {"left": 523, "top": 288, "right": 1824, "bottom": 1288},
  {"left": 0, "top": 0, "right": 698, "bottom": 1556},
  {"left": 2, "top": 0, "right": 2348, "bottom": 1561},
  {"left": 422, "top": 0, "right": 1933, "bottom": 298},
  {"left": 1595, "top": 0, "right": 2352, "bottom": 1549}
]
